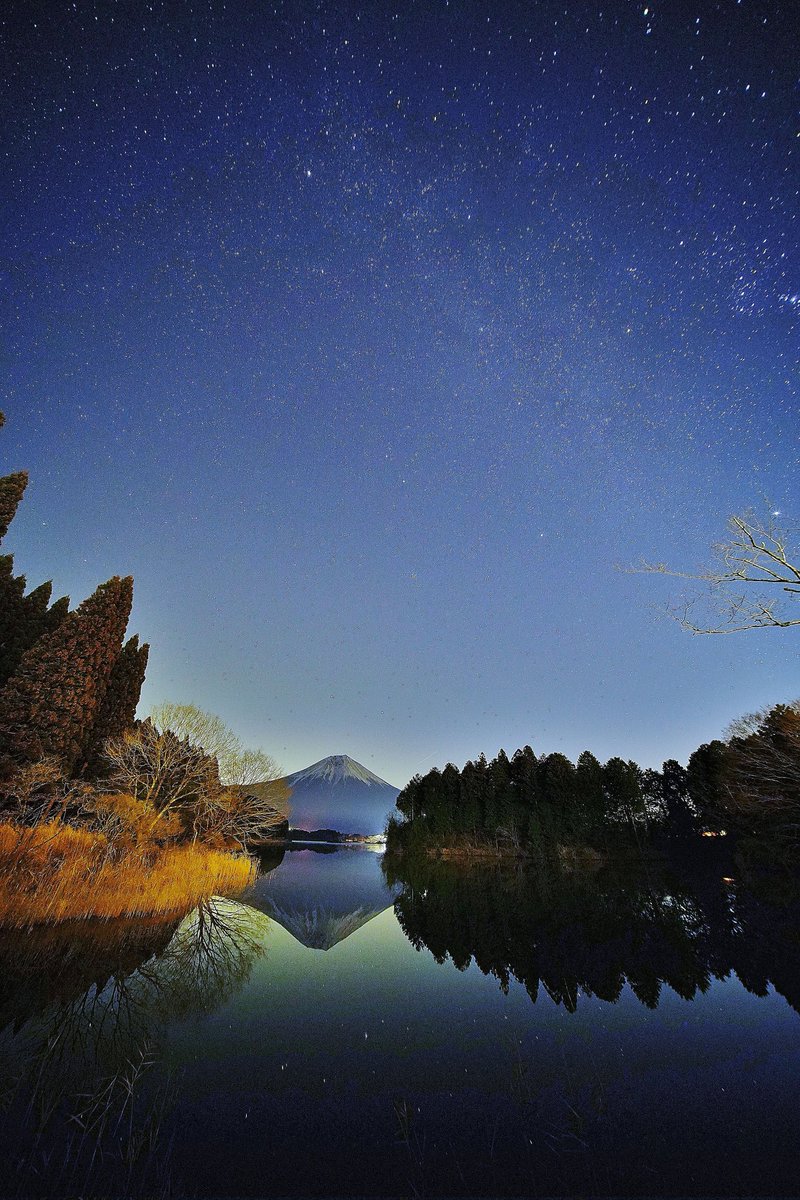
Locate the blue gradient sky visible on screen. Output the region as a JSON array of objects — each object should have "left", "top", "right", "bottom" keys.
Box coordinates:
[{"left": 2, "top": 0, "right": 797, "bottom": 787}]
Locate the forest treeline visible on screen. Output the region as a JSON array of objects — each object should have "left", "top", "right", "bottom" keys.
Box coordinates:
[
  {"left": 0, "top": 412, "right": 282, "bottom": 926},
  {"left": 388, "top": 700, "right": 800, "bottom": 861}
]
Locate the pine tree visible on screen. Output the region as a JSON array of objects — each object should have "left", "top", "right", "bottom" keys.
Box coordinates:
[
  {"left": 0, "top": 413, "right": 27, "bottom": 544},
  {"left": 0, "top": 471, "right": 28, "bottom": 543},
  {"left": 1, "top": 410, "right": 25, "bottom": 542},
  {"left": 0, "top": 414, "right": 70, "bottom": 684},
  {"left": 535, "top": 753, "right": 580, "bottom": 841},
  {"left": 0, "top": 580, "right": 71, "bottom": 688},
  {"left": 661, "top": 759, "right": 697, "bottom": 839},
  {"left": 0, "top": 575, "right": 134, "bottom": 771},
  {"left": 83, "top": 634, "right": 150, "bottom": 775},
  {"left": 0, "top": 556, "right": 28, "bottom": 679},
  {"left": 0, "top": 578, "right": 49, "bottom": 685},
  {"left": 686, "top": 741, "right": 730, "bottom": 831},
  {"left": 458, "top": 761, "right": 481, "bottom": 835},
  {"left": 576, "top": 750, "right": 605, "bottom": 831},
  {"left": 602, "top": 757, "right": 644, "bottom": 833}
]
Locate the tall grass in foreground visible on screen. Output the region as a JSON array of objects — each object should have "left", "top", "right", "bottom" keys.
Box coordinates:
[{"left": 0, "top": 821, "right": 255, "bottom": 927}]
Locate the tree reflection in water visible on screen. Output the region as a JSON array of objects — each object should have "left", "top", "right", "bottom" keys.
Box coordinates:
[
  {"left": 0, "top": 896, "right": 268, "bottom": 1197},
  {"left": 384, "top": 850, "right": 800, "bottom": 1015}
]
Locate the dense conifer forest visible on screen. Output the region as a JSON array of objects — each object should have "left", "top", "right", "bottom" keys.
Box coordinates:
[{"left": 387, "top": 702, "right": 800, "bottom": 863}]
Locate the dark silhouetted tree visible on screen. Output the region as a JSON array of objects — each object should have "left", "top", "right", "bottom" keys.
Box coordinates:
[
  {"left": 0, "top": 576, "right": 134, "bottom": 772},
  {"left": 0, "top": 577, "right": 70, "bottom": 689},
  {"left": 576, "top": 750, "right": 605, "bottom": 832},
  {"left": 0, "top": 471, "right": 28, "bottom": 544},
  {"left": 458, "top": 760, "right": 481, "bottom": 835},
  {"left": 602, "top": 757, "right": 645, "bottom": 833},
  {"left": 83, "top": 635, "right": 151, "bottom": 775},
  {"left": 662, "top": 759, "right": 697, "bottom": 839},
  {"left": 686, "top": 740, "right": 730, "bottom": 831},
  {"left": 640, "top": 767, "right": 664, "bottom": 820}
]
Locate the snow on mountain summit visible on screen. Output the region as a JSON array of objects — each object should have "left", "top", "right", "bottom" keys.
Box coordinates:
[{"left": 285, "top": 754, "right": 394, "bottom": 789}]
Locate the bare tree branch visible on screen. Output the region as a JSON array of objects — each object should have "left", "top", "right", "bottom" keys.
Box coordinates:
[{"left": 629, "top": 510, "right": 800, "bottom": 634}]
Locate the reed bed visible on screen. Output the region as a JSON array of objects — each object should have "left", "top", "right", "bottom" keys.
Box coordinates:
[{"left": 0, "top": 821, "right": 255, "bottom": 927}]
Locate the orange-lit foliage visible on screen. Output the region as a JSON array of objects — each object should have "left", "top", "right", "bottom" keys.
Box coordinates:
[
  {"left": 0, "top": 821, "right": 255, "bottom": 927},
  {"left": 87, "top": 790, "right": 183, "bottom": 849}
]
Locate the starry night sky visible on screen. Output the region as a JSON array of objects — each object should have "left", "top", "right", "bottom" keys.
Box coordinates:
[{"left": 2, "top": 0, "right": 798, "bottom": 786}]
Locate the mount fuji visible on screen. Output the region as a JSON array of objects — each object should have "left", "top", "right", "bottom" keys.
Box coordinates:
[{"left": 280, "top": 754, "right": 400, "bottom": 836}]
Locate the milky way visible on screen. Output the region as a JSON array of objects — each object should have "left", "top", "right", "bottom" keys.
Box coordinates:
[{"left": 2, "top": 1, "right": 797, "bottom": 784}]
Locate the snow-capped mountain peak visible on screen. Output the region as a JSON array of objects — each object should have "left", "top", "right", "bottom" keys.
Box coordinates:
[
  {"left": 280, "top": 754, "right": 401, "bottom": 834},
  {"left": 286, "top": 754, "right": 393, "bottom": 789}
]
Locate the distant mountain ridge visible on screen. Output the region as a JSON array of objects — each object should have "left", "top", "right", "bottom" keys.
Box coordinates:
[{"left": 280, "top": 754, "right": 400, "bottom": 835}]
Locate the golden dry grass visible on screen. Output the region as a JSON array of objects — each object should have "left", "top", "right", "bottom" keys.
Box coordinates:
[{"left": 0, "top": 821, "right": 255, "bottom": 927}]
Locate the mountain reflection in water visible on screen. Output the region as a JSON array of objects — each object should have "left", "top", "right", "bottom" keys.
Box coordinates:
[
  {"left": 247, "top": 844, "right": 400, "bottom": 949},
  {"left": 0, "top": 845, "right": 799, "bottom": 1197}
]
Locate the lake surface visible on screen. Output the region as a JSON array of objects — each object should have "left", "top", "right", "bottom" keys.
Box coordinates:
[{"left": 1, "top": 844, "right": 799, "bottom": 1197}]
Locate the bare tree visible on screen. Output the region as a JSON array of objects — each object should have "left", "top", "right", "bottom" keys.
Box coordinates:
[
  {"left": 633, "top": 511, "right": 800, "bottom": 634},
  {"left": 723, "top": 701, "right": 800, "bottom": 849},
  {"left": 223, "top": 746, "right": 282, "bottom": 789},
  {"left": 724, "top": 699, "right": 800, "bottom": 742},
  {"left": 103, "top": 719, "right": 287, "bottom": 847},
  {"left": 149, "top": 703, "right": 282, "bottom": 787},
  {"left": 103, "top": 720, "right": 221, "bottom": 837},
  {"left": 0, "top": 759, "right": 65, "bottom": 824},
  {"left": 149, "top": 704, "right": 241, "bottom": 765},
  {"left": 188, "top": 787, "right": 287, "bottom": 848}
]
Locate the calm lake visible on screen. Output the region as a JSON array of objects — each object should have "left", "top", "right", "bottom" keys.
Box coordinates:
[{"left": 1, "top": 844, "right": 799, "bottom": 1197}]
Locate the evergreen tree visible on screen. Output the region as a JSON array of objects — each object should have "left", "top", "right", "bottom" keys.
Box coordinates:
[
  {"left": 0, "top": 409, "right": 28, "bottom": 543},
  {"left": 472, "top": 753, "right": 490, "bottom": 829},
  {"left": 511, "top": 745, "right": 539, "bottom": 840},
  {"left": 0, "top": 413, "right": 70, "bottom": 686},
  {"left": 0, "top": 556, "right": 28, "bottom": 684},
  {"left": 511, "top": 746, "right": 538, "bottom": 803},
  {"left": 537, "top": 753, "right": 580, "bottom": 840},
  {"left": 396, "top": 774, "right": 423, "bottom": 822},
  {"left": 602, "top": 757, "right": 645, "bottom": 833},
  {"left": 440, "top": 762, "right": 461, "bottom": 835},
  {"left": 0, "top": 580, "right": 50, "bottom": 685},
  {"left": 489, "top": 749, "right": 516, "bottom": 836},
  {"left": 83, "top": 634, "right": 150, "bottom": 775},
  {"left": 421, "top": 767, "right": 444, "bottom": 831},
  {"left": 661, "top": 759, "right": 697, "bottom": 839},
  {"left": 0, "top": 471, "right": 28, "bottom": 543},
  {"left": 0, "top": 576, "right": 134, "bottom": 772},
  {"left": 576, "top": 750, "right": 605, "bottom": 830},
  {"left": 458, "top": 760, "right": 481, "bottom": 835},
  {"left": 0, "top": 579, "right": 70, "bottom": 688},
  {"left": 686, "top": 740, "right": 730, "bottom": 831}
]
